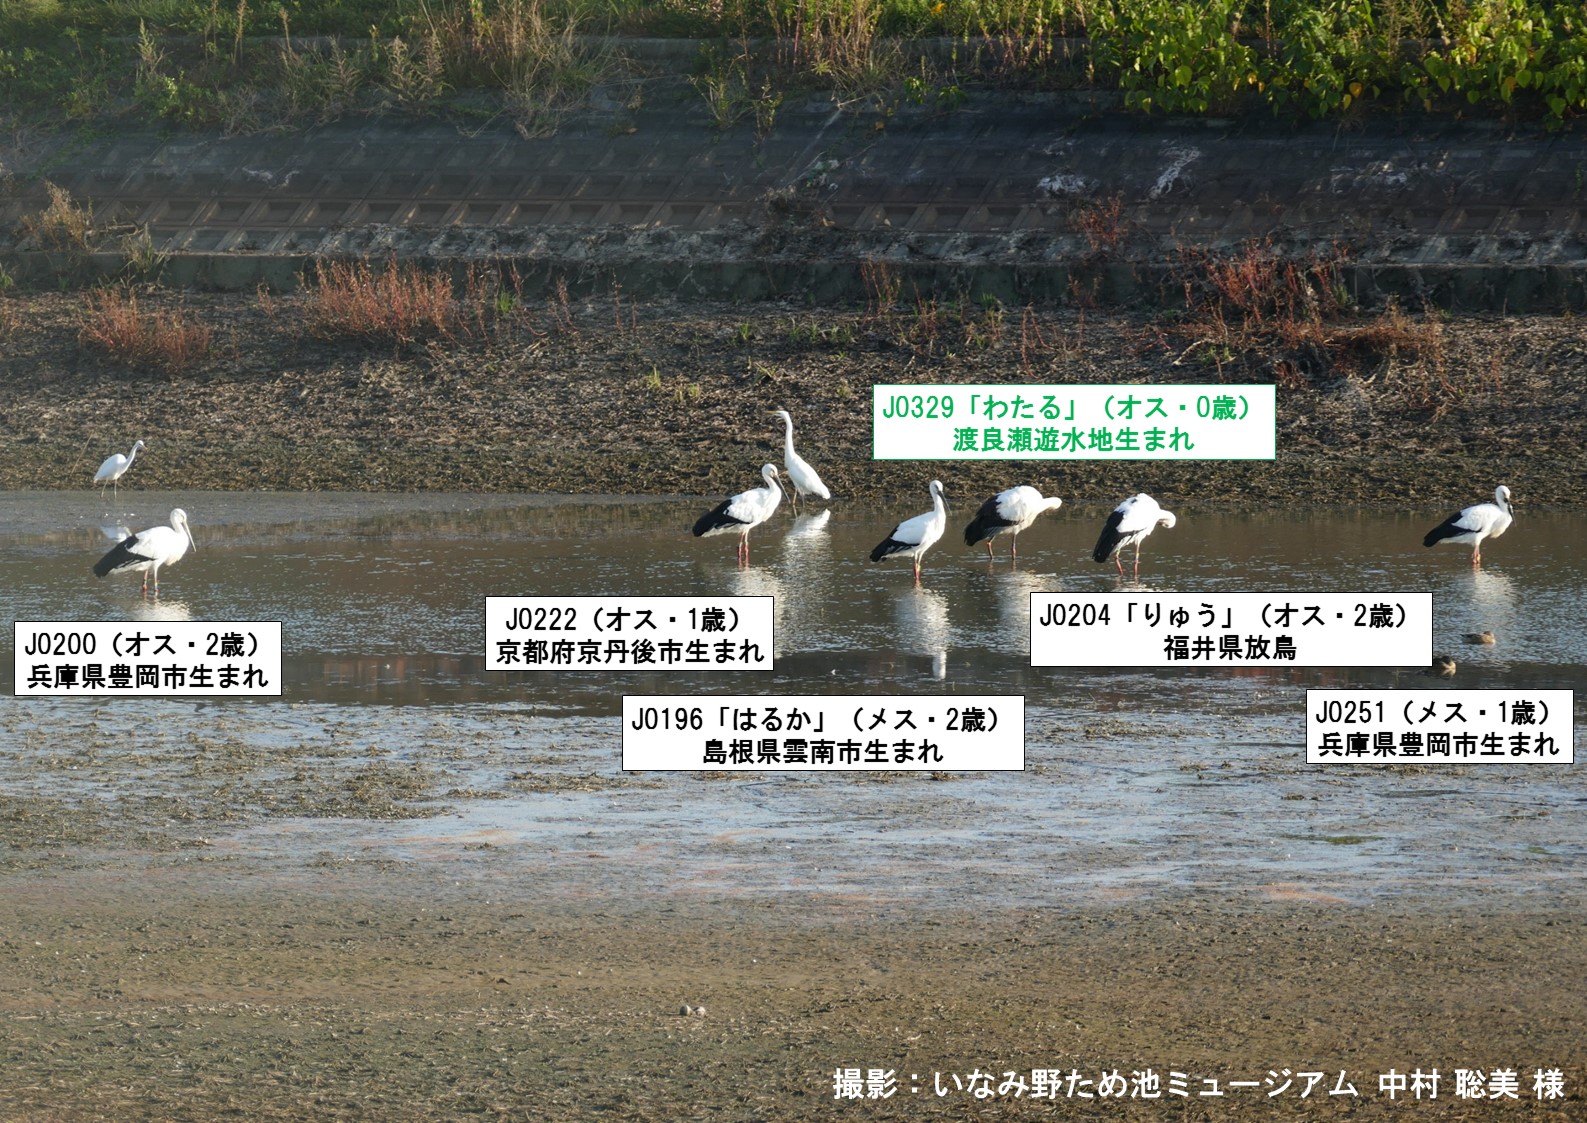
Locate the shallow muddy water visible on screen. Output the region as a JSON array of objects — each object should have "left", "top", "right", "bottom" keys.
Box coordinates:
[{"left": 0, "top": 490, "right": 1582, "bottom": 908}]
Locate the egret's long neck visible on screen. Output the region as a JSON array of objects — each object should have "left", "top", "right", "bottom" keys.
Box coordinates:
[
  {"left": 781, "top": 416, "right": 796, "bottom": 456},
  {"left": 127, "top": 445, "right": 139, "bottom": 466}
]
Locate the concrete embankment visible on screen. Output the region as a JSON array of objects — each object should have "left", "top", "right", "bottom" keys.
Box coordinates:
[{"left": 3, "top": 86, "right": 1585, "bottom": 310}]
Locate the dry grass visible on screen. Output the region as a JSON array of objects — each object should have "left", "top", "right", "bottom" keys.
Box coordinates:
[
  {"left": 413, "top": 0, "right": 617, "bottom": 136},
  {"left": 767, "top": 0, "right": 898, "bottom": 103},
  {"left": 885, "top": 293, "right": 1007, "bottom": 358},
  {"left": 79, "top": 289, "right": 212, "bottom": 371},
  {"left": 20, "top": 181, "right": 94, "bottom": 252},
  {"left": 0, "top": 268, "right": 17, "bottom": 341},
  {"left": 301, "top": 258, "right": 540, "bottom": 346},
  {"left": 1186, "top": 240, "right": 1347, "bottom": 339},
  {"left": 302, "top": 259, "right": 460, "bottom": 344},
  {"left": 1019, "top": 303, "right": 1069, "bottom": 375},
  {"left": 1167, "top": 240, "right": 1460, "bottom": 411},
  {"left": 1331, "top": 299, "right": 1456, "bottom": 412},
  {"left": 547, "top": 275, "right": 575, "bottom": 334},
  {"left": 861, "top": 258, "right": 902, "bottom": 321},
  {"left": 1073, "top": 194, "right": 1127, "bottom": 254}
]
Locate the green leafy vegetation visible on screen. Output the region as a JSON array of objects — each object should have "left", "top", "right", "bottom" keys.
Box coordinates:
[{"left": 2, "top": 0, "right": 1586, "bottom": 130}]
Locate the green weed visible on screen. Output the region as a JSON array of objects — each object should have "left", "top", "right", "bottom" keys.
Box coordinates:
[{"left": 4, "top": 1, "right": 1587, "bottom": 130}]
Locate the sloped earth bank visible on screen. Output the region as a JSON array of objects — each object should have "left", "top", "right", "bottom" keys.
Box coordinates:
[{"left": 0, "top": 291, "right": 1584, "bottom": 506}]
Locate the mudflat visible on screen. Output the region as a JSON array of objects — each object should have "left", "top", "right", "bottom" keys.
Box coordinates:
[
  {"left": 0, "top": 292, "right": 1581, "bottom": 506},
  {"left": 0, "top": 701, "right": 1581, "bottom": 1121},
  {"left": 3, "top": 283, "right": 1584, "bottom": 1119},
  {"left": 3, "top": 871, "right": 1582, "bottom": 1122}
]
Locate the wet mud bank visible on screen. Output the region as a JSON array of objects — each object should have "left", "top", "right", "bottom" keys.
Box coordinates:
[{"left": 0, "top": 292, "right": 1582, "bottom": 505}]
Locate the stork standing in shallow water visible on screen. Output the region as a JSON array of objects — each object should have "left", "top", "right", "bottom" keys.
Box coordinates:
[
  {"left": 1092, "top": 493, "right": 1177, "bottom": 580},
  {"left": 693, "top": 464, "right": 783, "bottom": 564},
  {"left": 94, "top": 440, "right": 144, "bottom": 498},
  {"left": 94, "top": 508, "right": 195, "bottom": 596},
  {"left": 963, "top": 486, "right": 1063, "bottom": 558},
  {"left": 1423, "top": 485, "right": 1513, "bottom": 566},
  {"left": 871, "top": 480, "right": 947, "bottom": 584},
  {"left": 769, "top": 410, "right": 830, "bottom": 515}
]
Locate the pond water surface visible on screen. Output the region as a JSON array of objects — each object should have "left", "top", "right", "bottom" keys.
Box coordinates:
[{"left": 1, "top": 490, "right": 1582, "bottom": 909}]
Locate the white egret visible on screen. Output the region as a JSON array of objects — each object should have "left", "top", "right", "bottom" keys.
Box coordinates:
[
  {"left": 769, "top": 410, "right": 830, "bottom": 515},
  {"left": 963, "top": 486, "right": 1063, "bottom": 558},
  {"left": 1092, "top": 493, "right": 1177, "bottom": 580},
  {"left": 1423, "top": 485, "right": 1512, "bottom": 566},
  {"left": 870, "top": 480, "right": 947, "bottom": 584},
  {"left": 94, "top": 440, "right": 145, "bottom": 498},
  {"left": 693, "top": 464, "right": 783, "bottom": 564},
  {"left": 93, "top": 508, "right": 195, "bottom": 596}
]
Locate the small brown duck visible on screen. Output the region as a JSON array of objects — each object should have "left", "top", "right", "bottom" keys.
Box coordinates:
[
  {"left": 1426, "top": 654, "right": 1457, "bottom": 678},
  {"left": 1461, "top": 631, "right": 1497, "bottom": 645}
]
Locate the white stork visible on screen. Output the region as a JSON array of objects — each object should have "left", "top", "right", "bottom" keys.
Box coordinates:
[
  {"left": 1092, "top": 493, "right": 1177, "bottom": 580},
  {"left": 94, "top": 440, "right": 145, "bottom": 498},
  {"left": 1423, "top": 485, "right": 1513, "bottom": 566},
  {"left": 870, "top": 480, "right": 947, "bottom": 584},
  {"left": 93, "top": 508, "right": 195, "bottom": 595},
  {"left": 693, "top": 464, "right": 783, "bottom": 564},
  {"left": 963, "top": 486, "right": 1063, "bottom": 558},
  {"left": 769, "top": 410, "right": 830, "bottom": 515}
]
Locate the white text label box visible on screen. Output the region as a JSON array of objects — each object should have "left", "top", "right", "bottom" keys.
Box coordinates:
[
  {"left": 14, "top": 621, "right": 282, "bottom": 696},
  {"left": 487, "top": 597, "right": 774, "bottom": 671},
  {"left": 1030, "top": 593, "right": 1432, "bottom": 668},
  {"left": 623, "top": 695, "right": 1024, "bottom": 771},
  {"left": 1307, "top": 690, "right": 1575, "bottom": 763},
  {"left": 873, "top": 384, "right": 1276, "bottom": 460}
]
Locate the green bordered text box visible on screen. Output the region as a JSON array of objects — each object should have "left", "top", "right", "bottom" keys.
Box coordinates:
[{"left": 873, "top": 385, "right": 1276, "bottom": 460}]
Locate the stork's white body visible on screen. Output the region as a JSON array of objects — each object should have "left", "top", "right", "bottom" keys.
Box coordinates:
[
  {"left": 963, "top": 486, "right": 1063, "bottom": 557},
  {"left": 94, "top": 508, "right": 195, "bottom": 595},
  {"left": 693, "top": 464, "right": 783, "bottom": 564},
  {"left": 1092, "top": 493, "right": 1177, "bottom": 579},
  {"left": 871, "top": 480, "right": 948, "bottom": 583},
  {"left": 1423, "top": 485, "right": 1513, "bottom": 565},
  {"left": 770, "top": 410, "right": 830, "bottom": 515}
]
